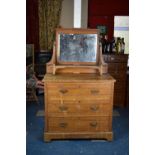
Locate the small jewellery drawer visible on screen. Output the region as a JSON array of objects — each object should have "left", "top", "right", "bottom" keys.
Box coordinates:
[
  {"left": 48, "top": 116, "right": 111, "bottom": 132},
  {"left": 47, "top": 101, "right": 112, "bottom": 116}
]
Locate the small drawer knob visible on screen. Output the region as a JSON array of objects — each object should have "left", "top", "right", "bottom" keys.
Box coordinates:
[
  {"left": 90, "top": 105, "right": 99, "bottom": 111},
  {"left": 59, "top": 89, "right": 68, "bottom": 94},
  {"left": 91, "top": 90, "right": 99, "bottom": 95},
  {"left": 59, "top": 122, "right": 68, "bottom": 128},
  {"left": 90, "top": 121, "right": 97, "bottom": 127},
  {"left": 59, "top": 106, "right": 68, "bottom": 111}
]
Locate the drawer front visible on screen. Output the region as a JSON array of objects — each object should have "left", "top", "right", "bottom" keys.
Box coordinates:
[
  {"left": 46, "top": 83, "right": 111, "bottom": 96},
  {"left": 108, "top": 73, "right": 127, "bottom": 82},
  {"left": 47, "top": 88, "right": 110, "bottom": 96},
  {"left": 108, "top": 63, "right": 128, "bottom": 73},
  {"left": 48, "top": 116, "right": 111, "bottom": 132},
  {"left": 114, "top": 81, "right": 126, "bottom": 89},
  {"left": 47, "top": 94, "right": 111, "bottom": 102},
  {"left": 46, "top": 83, "right": 111, "bottom": 89},
  {"left": 114, "top": 92, "right": 126, "bottom": 106},
  {"left": 46, "top": 83, "right": 112, "bottom": 101},
  {"left": 47, "top": 100, "right": 112, "bottom": 116},
  {"left": 103, "top": 54, "right": 128, "bottom": 63}
]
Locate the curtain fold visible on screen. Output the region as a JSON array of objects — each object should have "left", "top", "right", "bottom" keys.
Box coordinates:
[{"left": 38, "top": 0, "right": 63, "bottom": 50}]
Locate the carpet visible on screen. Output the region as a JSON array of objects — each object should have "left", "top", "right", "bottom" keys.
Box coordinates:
[
  {"left": 113, "top": 109, "right": 120, "bottom": 116},
  {"left": 36, "top": 109, "right": 120, "bottom": 117},
  {"left": 36, "top": 110, "right": 44, "bottom": 116}
]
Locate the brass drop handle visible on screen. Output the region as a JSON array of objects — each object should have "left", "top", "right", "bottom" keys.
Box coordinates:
[
  {"left": 90, "top": 121, "right": 97, "bottom": 127},
  {"left": 59, "top": 89, "right": 68, "bottom": 94},
  {"left": 91, "top": 89, "right": 99, "bottom": 94},
  {"left": 90, "top": 105, "right": 99, "bottom": 111},
  {"left": 59, "top": 106, "right": 68, "bottom": 111},
  {"left": 59, "top": 122, "right": 68, "bottom": 128}
]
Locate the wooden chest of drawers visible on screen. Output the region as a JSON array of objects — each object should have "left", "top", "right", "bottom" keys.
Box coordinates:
[
  {"left": 103, "top": 54, "right": 128, "bottom": 107},
  {"left": 43, "top": 73, "right": 115, "bottom": 141}
]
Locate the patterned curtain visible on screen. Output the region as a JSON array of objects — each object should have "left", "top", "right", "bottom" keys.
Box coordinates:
[{"left": 38, "top": 0, "right": 63, "bottom": 50}]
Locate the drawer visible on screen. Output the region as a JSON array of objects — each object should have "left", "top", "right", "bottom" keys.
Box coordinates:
[
  {"left": 46, "top": 83, "right": 111, "bottom": 89},
  {"left": 108, "top": 73, "right": 127, "bottom": 81},
  {"left": 47, "top": 94, "right": 111, "bottom": 102},
  {"left": 48, "top": 116, "right": 111, "bottom": 132},
  {"left": 47, "top": 100, "right": 112, "bottom": 116},
  {"left": 114, "top": 92, "right": 126, "bottom": 107},
  {"left": 108, "top": 63, "right": 127, "bottom": 72},
  {"left": 114, "top": 81, "right": 126, "bottom": 89},
  {"left": 47, "top": 88, "right": 111, "bottom": 96},
  {"left": 46, "top": 83, "right": 111, "bottom": 98},
  {"left": 103, "top": 54, "right": 128, "bottom": 63}
]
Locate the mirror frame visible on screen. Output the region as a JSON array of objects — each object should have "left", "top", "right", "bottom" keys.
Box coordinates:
[{"left": 55, "top": 28, "right": 100, "bottom": 65}]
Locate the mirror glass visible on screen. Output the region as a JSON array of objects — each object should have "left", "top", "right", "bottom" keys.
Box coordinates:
[{"left": 57, "top": 33, "right": 98, "bottom": 63}]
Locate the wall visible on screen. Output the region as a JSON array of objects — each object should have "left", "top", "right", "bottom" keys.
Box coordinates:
[
  {"left": 88, "top": 0, "right": 129, "bottom": 40},
  {"left": 26, "top": 0, "right": 128, "bottom": 50},
  {"left": 81, "top": 0, "right": 88, "bottom": 28},
  {"left": 60, "top": 0, "right": 88, "bottom": 28},
  {"left": 60, "top": 0, "right": 74, "bottom": 28}
]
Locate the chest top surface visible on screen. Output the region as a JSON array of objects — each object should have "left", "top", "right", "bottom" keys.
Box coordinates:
[{"left": 43, "top": 73, "right": 116, "bottom": 83}]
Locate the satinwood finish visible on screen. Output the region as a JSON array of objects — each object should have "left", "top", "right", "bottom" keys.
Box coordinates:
[
  {"left": 43, "top": 73, "right": 115, "bottom": 142},
  {"left": 43, "top": 28, "right": 115, "bottom": 142}
]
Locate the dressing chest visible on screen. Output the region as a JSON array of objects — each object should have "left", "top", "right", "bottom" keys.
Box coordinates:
[{"left": 43, "top": 28, "right": 115, "bottom": 141}]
